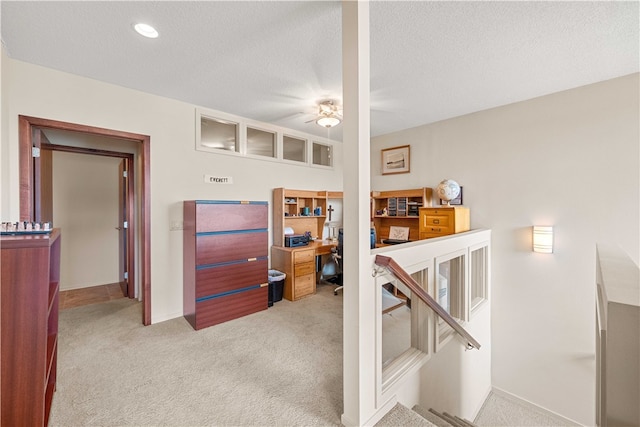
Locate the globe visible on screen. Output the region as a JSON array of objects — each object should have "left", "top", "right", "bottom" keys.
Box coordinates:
[{"left": 436, "top": 179, "right": 461, "bottom": 205}]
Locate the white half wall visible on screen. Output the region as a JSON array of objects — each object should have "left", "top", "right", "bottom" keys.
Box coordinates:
[{"left": 371, "top": 73, "right": 639, "bottom": 426}]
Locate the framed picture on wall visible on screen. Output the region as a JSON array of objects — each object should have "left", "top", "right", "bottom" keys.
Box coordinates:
[
  {"left": 440, "top": 186, "right": 463, "bottom": 205},
  {"left": 381, "top": 145, "right": 410, "bottom": 175}
]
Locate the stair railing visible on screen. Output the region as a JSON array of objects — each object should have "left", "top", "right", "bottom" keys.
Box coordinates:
[{"left": 375, "top": 254, "right": 481, "bottom": 350}]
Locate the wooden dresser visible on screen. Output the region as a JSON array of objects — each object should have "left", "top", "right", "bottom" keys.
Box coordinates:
[
  {"left": 271, "top": 246, "right": 316, "bottom": 301},
  {"left": 271, "top": 240, "right": 336, "bottom": 301},
  {"left": 183, "top": 201, "right": 268, "bottom": 330},
  {"left": 1, "top": 229, "right": 61, "bottom": 426},
  {"left": 419, "top": 207, "right": 470, "bottom": 239}
]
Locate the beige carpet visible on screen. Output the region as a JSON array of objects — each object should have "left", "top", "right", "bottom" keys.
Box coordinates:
[
  {"left": 50, "top": 283, "right": 343, "bottom": 426},
  {"left": 474, "top": 391, "right": 579, "bottom": 426},
  {"left": 376, "top": 403, "right": 436, "bottom": 427},
  {"left": 51, "top": 283, "right": 566, "bottom": 427}
]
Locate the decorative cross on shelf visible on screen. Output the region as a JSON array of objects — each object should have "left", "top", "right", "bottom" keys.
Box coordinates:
[{"left": 327, "top": 205, "right": 334, "bottom": 221}]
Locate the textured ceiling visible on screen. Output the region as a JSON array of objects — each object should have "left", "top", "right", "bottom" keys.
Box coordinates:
[{"left": 2, "top": 1, "right": 638, "bottom": 141}]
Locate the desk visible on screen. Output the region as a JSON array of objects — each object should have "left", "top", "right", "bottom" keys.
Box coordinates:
[{"left": 271, "top": 240, "right": 337, "bottom": 301}]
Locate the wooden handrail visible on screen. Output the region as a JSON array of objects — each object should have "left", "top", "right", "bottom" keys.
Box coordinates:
[{"left": 375, "top": 254, "right": 481, "bottom": 350}]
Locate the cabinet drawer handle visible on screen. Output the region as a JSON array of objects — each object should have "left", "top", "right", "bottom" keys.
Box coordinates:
[{"left": 433, "top": 219, "right": 439, "bottom": 224}]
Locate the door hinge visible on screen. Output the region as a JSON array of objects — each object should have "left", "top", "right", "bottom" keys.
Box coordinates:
[
  {"left": 32, "top": 147, "right": 40, "bottom": 158},
  {"left": 123, "top": 171, "right": 128, "bottom": 178},
  {"left": 124, "top": 272, "right": 128, "bottom": 280},
  {"left": 123, "top": 221, "right": 128, "bottom": 229}
]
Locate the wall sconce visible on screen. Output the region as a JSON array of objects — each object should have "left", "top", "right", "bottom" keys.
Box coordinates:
[{"left": 533, "top": 226, "right": 553, "bottom": 253}]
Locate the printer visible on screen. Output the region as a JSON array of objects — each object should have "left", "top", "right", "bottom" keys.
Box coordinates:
[{"left": 285, "top": 234, "right": 309, "bottom": 247}]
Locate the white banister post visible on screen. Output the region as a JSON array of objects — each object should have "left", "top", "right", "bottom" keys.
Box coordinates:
[{"left": 342, "top": 1, "right": 375, "bottom": 426}]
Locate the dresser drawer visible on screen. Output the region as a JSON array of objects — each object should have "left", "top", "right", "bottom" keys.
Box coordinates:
[
  {"left": 195, "top": 202, "right": 268, "bottom": 233},
  {"left": 195, "top": 259, "right": 267, "bottom": 299},
  {"left": 294, "top": 249, "right": 315, "bottom": 264},
  {"left": 194, "top": 286, "right": 267, "bottom": 329},
  {"left": 295, "top": 261, "right": 315, "bottom": 277},
  {"left": 196, "top": 232, "right": 267, "bottom": 265},
  {"left": 422, "top": 214, "right": 452, "bottom": 228},
  {"left": 294, "top": 273, "right": 315, "bottom": 298},
  {"left": 421, "top": 226, "right": 453, "bottom": 236}
]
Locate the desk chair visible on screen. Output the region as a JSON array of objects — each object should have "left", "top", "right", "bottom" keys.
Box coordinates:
[
  {"left": 320, "top": 229, "right": 343, "bottom": 295},
  {"left": 321, "top": 228, "right": 376, "bottom": 296}
]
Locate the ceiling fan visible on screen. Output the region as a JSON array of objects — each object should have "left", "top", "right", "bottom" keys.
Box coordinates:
[{"left": 307, "top": 100, "right": 342, "bottom": 128}]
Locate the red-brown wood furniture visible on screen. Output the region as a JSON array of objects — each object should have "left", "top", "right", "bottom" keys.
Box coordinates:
[
  {"left": 183, "top": 201, "right": 268, "bottom": 330},
  {"left": 1, "top": 229, "right": 61, "bottom": 426}
]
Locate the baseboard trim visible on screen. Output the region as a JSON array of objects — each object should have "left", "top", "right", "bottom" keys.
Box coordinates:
[
  {"left": 491, "top": 386, "right": 583, "bottom": 426},
  {"left": 471, "top": 385, "right": 493, "bottom": 422},
  {"left": 60, "top": 281, "right": 121, "bottom": 292},
  {"left": 341, "top": 413, "right": 357, "bottom": 427},
  {"left": 341, "top": 394, "right": 399, "bottom": 426},
  {"left": 151, "top": 311, "right": 184, "bottom": 324}
]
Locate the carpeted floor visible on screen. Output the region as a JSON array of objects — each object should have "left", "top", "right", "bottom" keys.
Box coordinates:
[
  {"left": 474, "top": 391, "right": 579, "bottom": 426},
  {"left": 50, "top": 283, "right": 343, "bottom": 426},
  {"left": 50, "top": 282, "right": 571, "bottom": 427}
]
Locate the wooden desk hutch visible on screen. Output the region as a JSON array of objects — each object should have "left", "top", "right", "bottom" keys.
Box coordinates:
[
  {"left": 371, "top": 187, "right": 433, "bottom": 244},
  {"left": 272, "top": 188, "right": 341, "bottom": 301}
]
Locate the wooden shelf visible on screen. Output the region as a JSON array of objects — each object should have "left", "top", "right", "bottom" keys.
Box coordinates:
[
  {"left": 371, "top": 188, "right": 432, "bottom": 243},
  {"left": 1, "top": 229, "right": 61, "bottom": 426},
  {"left": 273, "top": 188, "right": 340, "bottom": 247}
]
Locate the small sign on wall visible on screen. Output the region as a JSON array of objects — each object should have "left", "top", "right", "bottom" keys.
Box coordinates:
[{"left": 204, "top": 175, "right": 233, "bottom": 184}]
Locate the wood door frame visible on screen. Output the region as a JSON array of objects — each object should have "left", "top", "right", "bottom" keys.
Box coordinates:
[
  {"left": 19, "top": 115, "right": 151, "bottom": 325},
  {"left": 42, "top": 144, "right": 136, "bottom": 299}
]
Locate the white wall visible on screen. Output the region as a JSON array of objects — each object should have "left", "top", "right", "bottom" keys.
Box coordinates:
[
  {"left": 52, "top": 151, "right": 120, "bottom": 290},
  {"left": 1, "top": 55, "right": 343, "bottom": 322},
  {"left": 371, "top": 73, "right": 640, "bottom": 426}
]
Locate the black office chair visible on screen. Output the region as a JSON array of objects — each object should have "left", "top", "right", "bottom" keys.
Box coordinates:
[
  {"left": 322, "top": 228, "right": 376, "bottom": 296},
  {"left": 332, "top": 229, "right": 344, "bottom": 295},
  {"left": 320, "top": 228, "right": 343, "bottom": 295}
]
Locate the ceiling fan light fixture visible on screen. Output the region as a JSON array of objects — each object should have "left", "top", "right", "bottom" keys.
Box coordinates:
[
  {"left": 316, "top": 115, "right": 341, "bottom": 128},
  {"left": 314, "top": 100, "right": 342, "bottom": 128}
]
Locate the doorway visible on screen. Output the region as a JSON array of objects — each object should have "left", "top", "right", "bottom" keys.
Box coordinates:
[
  {"left": 48, "top": 146, "right": 133, "bottom": 295},
  {"left": 19, "top": 115, "right": 151, "bottom": 325}
]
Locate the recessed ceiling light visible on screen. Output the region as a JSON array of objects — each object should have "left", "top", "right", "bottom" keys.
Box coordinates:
[{"left": 134, "top": 23, "right": 159, "bottom": 39}]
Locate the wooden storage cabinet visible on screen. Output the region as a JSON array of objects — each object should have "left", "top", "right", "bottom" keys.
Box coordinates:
[
  {"left": 419, "top": 207, "right": 470, "bottom": 239},
  {"left": 371, "top": 188, "right": 432, "bottom": 244},
  {"left": 271, "top": 246, "right": 316, "bottom": 301},
  {"left": 1, "top": 229, "right": 61, "bottom": 426},
  {"left": 184, "top": 201, "right": 268, "bottom": 330}
]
